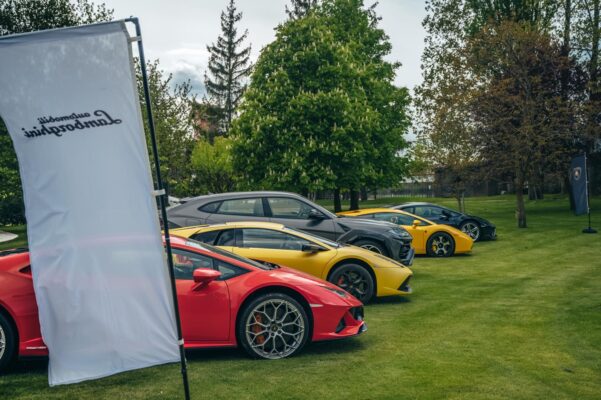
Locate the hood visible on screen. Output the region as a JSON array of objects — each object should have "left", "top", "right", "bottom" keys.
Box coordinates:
[
  {"left": 263, "top": 266, "right": 360, "bottom": 304},
  {"left": 336, "top": 216, "right": 400, "bottom": 232}
]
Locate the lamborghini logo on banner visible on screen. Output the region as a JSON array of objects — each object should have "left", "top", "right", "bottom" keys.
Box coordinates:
[{"left": 573, "top": 167, "right": 582, "bottom": 181}]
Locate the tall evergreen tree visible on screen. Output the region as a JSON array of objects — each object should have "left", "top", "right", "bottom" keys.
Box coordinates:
[
  {"left": 204, "top": 0, "right": 252, "bottom": 135},
  {"left": 286, "top": 0, "right": 318, "bottom": 19}
]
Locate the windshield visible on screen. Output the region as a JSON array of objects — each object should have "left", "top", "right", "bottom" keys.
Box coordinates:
[
  {"left": 183, "top": 239, "right": 273, "bottom": 270},
  {"left": 282, "top": 227, "right": 341, "bottom": 248}
]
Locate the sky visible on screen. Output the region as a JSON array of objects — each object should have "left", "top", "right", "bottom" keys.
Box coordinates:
[{"left": 104, "top": 0, "right": 427, "bottom": 96}]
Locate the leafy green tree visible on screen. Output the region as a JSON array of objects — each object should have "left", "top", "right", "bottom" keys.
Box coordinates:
[
  {"left": 286, "top": 0, "right": 318, "bottom": 19},
  {"left": 0, "top": 0, "right": 113, "bottom": 224},
  {"left": 190, "top": 137, "right": 237, "bottom": 194},
  {"left": 415, "top": 0, "right": 477, "bottom": 212},
  {"left": 136, "top": 60, "right": 196, "bottom": 198},
  {"left": 231, "top": 0, "right": 410, "bottom": 211},
  {"left": 468, "top": 21, "right": 576, "bottom": 227},
  {"left": 204, "top": 0, "right": 252, "bottom": 136}
]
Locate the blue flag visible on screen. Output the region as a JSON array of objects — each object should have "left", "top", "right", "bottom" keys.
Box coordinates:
[{"left": 570, "top": 155, "right": 589, "bottom": 216}]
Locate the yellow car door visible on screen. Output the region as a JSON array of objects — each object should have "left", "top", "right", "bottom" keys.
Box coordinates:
[
  {"left": 371, "top": 212, "right": 428, "bottom": 254},
  {"left": 231, "top": 227, "right": 336, "bottom": 278}
]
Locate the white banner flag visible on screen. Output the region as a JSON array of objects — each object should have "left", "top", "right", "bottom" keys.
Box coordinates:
[{"left": 0, "top": 22, "right": 179, "bottom": 385}]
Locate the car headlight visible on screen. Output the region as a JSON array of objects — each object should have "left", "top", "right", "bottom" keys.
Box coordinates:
[
  {"left": 321, "top": 285, "right": 348, "bottom": 298},
  {"left": 387, "top": 228, "right": 412, "bottom": 239}
]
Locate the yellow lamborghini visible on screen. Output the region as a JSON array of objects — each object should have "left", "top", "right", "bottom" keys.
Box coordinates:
[
  {"left": 337, "top": 208, "right": 473, "bottom": 257},
  {"left": 171, "top": 221, "right": 413, "bottom": 303}
]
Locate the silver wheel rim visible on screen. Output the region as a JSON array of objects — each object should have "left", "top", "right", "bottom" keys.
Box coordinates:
[
  {"left": 245, "top": 299, "right": 305, "bottom": 359},
  {"left": 431, "top": 235, "right": 452, "bottom": 256},
  {"left": 360, "top": 244, "right": 382, "bottom": 254},
  {"left": 461, "top": 223, "right": 480, "bottom": 240},
  {"left": 0, "top": 324, "right": 5, "bottom": 361}
]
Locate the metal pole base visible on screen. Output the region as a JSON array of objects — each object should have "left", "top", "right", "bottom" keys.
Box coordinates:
[{"left": 582, "top": 227, "right": 598, "bottom": 234}]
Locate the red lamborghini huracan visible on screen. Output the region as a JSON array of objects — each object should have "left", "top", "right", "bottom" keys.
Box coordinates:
[{"left": 0, "top": 236, "right": 366, "bottom": 371}]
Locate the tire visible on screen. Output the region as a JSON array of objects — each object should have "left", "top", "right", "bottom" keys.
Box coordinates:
[
  {"left": 237, "top": 293, "right": 309, "bottom": 360},
  {"left": 426, "top": 232, "right": 456, "bottom": 257},
  {"left": 460, "top": 221, "right": 481, "bottom": 241},
  {"left": 0, "top": 312, "right": 17, "bottom": 373},
  {"left": 329, "top": 263, "right": 375, "bottom": 303},
  {"left": 353, "top": 239, "right": 388, "bottom": 256}
]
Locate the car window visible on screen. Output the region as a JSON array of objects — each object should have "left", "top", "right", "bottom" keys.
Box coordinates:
[
  {"left": 414, "top": 206, "right": 443, "bottom": 218},
  {"left": 241, "top": 228, "right": 312, "bottom": 250},
  {"left": 216, "top": 198, "right": 264, "bottom": 216},
  {"left": 267, "top": 197, "right": 313, "bottom": 219},
  {"left": 171, "top": 247, "right": 213, "bottom": 280},
  {"left": 215, "top": 229, "right": 236, "bottom": 246},
  {"left": 373, "top": 212, "right": 415, "bottom": 226},
  {"left": 184, "top": 239, "right": 274, "bottom": 270},
  {"left": 214, "top": 259, "right": 247, "bottom": 280},
  {"left": 199, "top": 201, "right": 220, "bottom": 213},
  {"left": 171, "top": 246, "right": 247, "bottom": 280},
  {"left": 190, "top": 230, "right": 219, "bottom": 245}
]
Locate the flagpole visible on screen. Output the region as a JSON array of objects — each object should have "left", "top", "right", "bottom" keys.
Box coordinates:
[
  {"left": 583, "top": 153, "right": 597, "bottom": 234},
  {"left": 126, "top": 17, "right": 192, "bottom": 399}
]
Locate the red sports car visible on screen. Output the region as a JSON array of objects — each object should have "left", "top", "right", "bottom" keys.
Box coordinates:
[{"left": 0, "top": 236, "right": 366, "bottom": 371}]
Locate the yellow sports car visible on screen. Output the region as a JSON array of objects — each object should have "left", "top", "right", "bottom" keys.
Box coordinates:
[
  {"left": 171, "top": 221, "right": 413, "bottom": 303},
  {"left": 337, "top": 208, "right": 473, "bottom": 257}
]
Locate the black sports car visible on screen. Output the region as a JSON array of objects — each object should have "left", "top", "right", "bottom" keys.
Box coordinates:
[
  {"left": 166, "top": 191, "right": 415, "bottom": 265},
  {"left": 391, "top": 202, "right": 496, "bottom": 241}
]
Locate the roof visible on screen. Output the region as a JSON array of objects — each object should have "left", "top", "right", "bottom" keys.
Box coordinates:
[
  {"left": 172, "top": 221, "right": 286, "bottom": 232},
  {"left": 181, "top": 191, "right": 302, "bottom": 204}
]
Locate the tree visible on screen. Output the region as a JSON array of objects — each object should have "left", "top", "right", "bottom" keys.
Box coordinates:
[
  {"left": 0, "top": 0, "right": 113, "bottom": 224},
  {"left": 468, "top": 21, "right": 576, "bottom": 227},
  {"left": 190, "top": 137, "right": 237, "bottom": 194},
  {"left": 231, "top": 0, "right": 410, "bottom": 212},
  {"left": 136, "top": 60, "right": 196, "bottom": 198},
  {"left": 204, "top": 0, "right": 252, "bottom": 136},
  {"left": 414, "top": 0, "right": 477, "bottom": 212},
  {"left": 286, "top": 0, "right": 318, "bottom": 19}
]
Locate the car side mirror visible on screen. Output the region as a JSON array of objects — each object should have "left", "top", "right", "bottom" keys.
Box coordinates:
[
  {"left": 192, "top": 269, "right": 221, "bottom": 291},
  {"left": 301, "top": 243, "right": 325, "bottom": 253},
  {"left": 308, "top": 209, "right": 326, "bottom": 220},
  {"left": 412, "top": 220, "right": 421, "bottom": 227}
]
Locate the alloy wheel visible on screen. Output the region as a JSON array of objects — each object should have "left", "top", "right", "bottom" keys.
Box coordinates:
[
  {"left": 337, "top": 270, "right": 369, "bottom": 300},
  {"left": 461, "top": 222, "right": 480, "bottom": 241},
  {"left": 0, "top": 324, "right": 5, "bottom": 361},
  {"left": 431, "top": 235, "right": 452, "bottom": 256},
  {"left": 245, "top": 299, "right": 305, "bottom": 359}
]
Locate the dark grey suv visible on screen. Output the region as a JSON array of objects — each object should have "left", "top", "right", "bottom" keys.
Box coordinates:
[{"left": 167, "top": 191, "right": 415, "bottom": 265}]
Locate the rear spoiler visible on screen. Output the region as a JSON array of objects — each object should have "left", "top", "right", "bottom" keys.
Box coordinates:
[{"left": 0, "top": 247, "right": 29, "bottom": 257}]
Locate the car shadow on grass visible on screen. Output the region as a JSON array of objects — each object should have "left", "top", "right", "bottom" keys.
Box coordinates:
[
  {"left": 368, "top": 296, "right": 411, "bottom": 306},
  {"left": 182, "top": 335, "right": 367, "bottom": 363}
]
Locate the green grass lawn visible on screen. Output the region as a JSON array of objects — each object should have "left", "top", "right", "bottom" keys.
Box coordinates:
[{"left": 1, "top": 195, "right": 601, "bottom": 399}]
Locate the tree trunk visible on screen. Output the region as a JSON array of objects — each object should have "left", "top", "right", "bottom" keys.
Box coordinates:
[
  {"left": 333, "top": 188, "right": 342, "bottom": 213},
  {"left": 360, "top": 187, "right": 368, "bottom": 201},
  {"left": 350, "top": 189, "right": 359, "bottom": 210},
  {"left": 455, "top": 191, "right": 465, "bottom": 213},
  {"left": 516, "top": 178, "right": 527, "bottom": 228}
]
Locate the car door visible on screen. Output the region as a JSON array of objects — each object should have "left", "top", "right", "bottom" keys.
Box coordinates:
[
  {"left": 205, "top": 197, "right": 268, "bottom": 224},
  {"left": 413, "top": 206, "right": 447, "bottom": 225},
  {"left": 372, "top": 212, "right": 427, "bottom": 253},
  {"left": 171, "top": 247, "right": 231, "bottom": 342},
  {"left": 265, "top": 196, "right": 338, "bottom": 240},
  {"left": 230, "top": 227, "right": 335, "bottom": 278}
]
